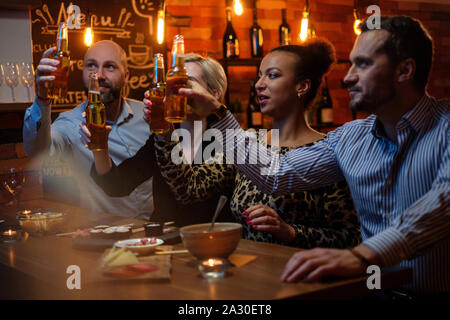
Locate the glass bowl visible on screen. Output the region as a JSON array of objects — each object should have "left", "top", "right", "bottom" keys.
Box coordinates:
[{"left": 17, "top": 209, "right": 67, "bottom": 235}]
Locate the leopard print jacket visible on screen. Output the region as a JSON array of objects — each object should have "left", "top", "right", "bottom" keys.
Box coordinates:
[{"left": 154, "top": 137, "right": 361, "bottom": 249}]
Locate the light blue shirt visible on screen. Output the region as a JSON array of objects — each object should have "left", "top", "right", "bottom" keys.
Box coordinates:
[
  {"left": 23, "top": 98, "right": 154, "bottom": 218},
  {"left": 213, "top": 95, "right": 450, "bottom": 293}
]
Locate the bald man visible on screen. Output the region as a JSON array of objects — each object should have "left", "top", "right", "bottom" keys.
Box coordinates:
[{"left": 23, "top": 40, "right": 154, "bottom": 218}]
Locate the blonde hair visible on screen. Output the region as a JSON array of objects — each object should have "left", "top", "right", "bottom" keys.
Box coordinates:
[{"left": 185, "top": 53, "right": 227, "bottom": 102}]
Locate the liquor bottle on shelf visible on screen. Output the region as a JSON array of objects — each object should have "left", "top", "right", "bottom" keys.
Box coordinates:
[
  {"left": 85, "top": 72, "right": 106, "bottom": 151},
  {"left": 165, "top": 34, "right": 188, "bottom": 123},
  {"left": 317, "top": 77, "right": 334, "bottom": 125},
  {"left": 249, "top": 8, "right": 263, "bottom": 58},
  {"left": 223, "top": 6, "right": 239, "bottom": 59},
  {"left": 150, "top": 53, "right": 170, "bottom": 134},
  {"left": 279, "top": 9, "right": 291, "bottom": 46},
  {"left": 48, "top": 22, "right": 70, "bottom": 99},
  {"left": 246, "top": 80, "right": 263, "bottom": 129}
]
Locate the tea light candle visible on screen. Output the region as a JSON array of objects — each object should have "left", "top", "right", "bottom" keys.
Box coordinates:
[
  {"left": 198, "top": 258, "right": 227, "bottom": 279},
  {"left": 2, "top": 229, "right": 18, "bottom": 243}
]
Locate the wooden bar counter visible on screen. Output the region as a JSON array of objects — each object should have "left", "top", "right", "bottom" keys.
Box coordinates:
[{"left": 0, "top": 199, "right": 412, "bottom": 300}]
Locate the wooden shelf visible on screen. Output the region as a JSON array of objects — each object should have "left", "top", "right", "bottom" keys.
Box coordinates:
[{"left": 219, "top": 58, "right": 262, "bottom": 67}]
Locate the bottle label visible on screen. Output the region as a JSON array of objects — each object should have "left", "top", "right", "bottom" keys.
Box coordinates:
[
  {"left": 227, "top": 41, "right": 239, "bottom": 57},
  {"left": 321, "top": 108, "right": 333, "bottom": 124},
  {"left": 252, "top": 112, "right": 262, "bottom": 126}
]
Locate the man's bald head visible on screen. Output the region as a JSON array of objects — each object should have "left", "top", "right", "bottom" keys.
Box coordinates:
[
  {"left": 82, "top": 40, "right": 129, "bottom": 110},
  {"left": 85, "top": 40, "right": 128, "bottom": 72}
]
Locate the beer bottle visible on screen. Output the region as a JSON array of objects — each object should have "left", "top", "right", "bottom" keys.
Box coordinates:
[
  {"left": 223, "top": 7, "right": 239, "bottom": 59},
  {"left": 165, "top": 35, "right": 188, "bottom": 123},
  {"left": 48, "top": 22, "right": 70, "bottom": 99},
  {"left": 86, "top": 73, "right": 106, "bottom": 151},
  {"left": 150, "top": 53, "right": 170, "bottom": 134}
]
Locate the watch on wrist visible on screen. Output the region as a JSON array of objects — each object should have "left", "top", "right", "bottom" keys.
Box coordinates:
[{"left": 206, "top": 104, "right": 228, "bottom": 125}]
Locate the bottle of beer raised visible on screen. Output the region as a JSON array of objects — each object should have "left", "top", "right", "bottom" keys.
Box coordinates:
[
  {"left": 165, "top": 35, "right": 188, "bottom": 123},
  {"left": 86, "top": 73, "right": 106, "bottom": 151},
  {"left": 279, "top": 9, "right": 291, "bottom": 46},
  {"left": 250, "top": 8, "right": 263, "bottom": 58},
  {"left": 223, "top": 7, "right": 239, "bottom": 59},
  {"left": 246, "top": 80, "right": 263, "bottom": 129},
  {"left": 48, "top": 22, "right": 70, "bottom": 99},
  {"left": 150, "top": 53, "right": 170, "bottom": 134}
]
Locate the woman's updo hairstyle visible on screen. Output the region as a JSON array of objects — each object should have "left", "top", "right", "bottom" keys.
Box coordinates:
[{"left": 270, "top": 38, "right": 336, "bottom": 107}]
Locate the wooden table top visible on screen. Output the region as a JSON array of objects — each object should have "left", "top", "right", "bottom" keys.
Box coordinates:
[{"left": 0, "top": 199, "right": 412, "bottom": 300}]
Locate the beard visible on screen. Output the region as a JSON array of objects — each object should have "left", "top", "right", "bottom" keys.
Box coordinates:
[{"left": 349, "top": 81, "right": 396, "bottom": 114}]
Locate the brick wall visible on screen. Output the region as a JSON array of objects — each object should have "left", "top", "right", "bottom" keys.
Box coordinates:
[{"left": 165, "top": 0, "right": 450, "bottom": 124}]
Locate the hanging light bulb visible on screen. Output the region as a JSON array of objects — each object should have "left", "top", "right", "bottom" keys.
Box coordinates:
[
  {"left": 353, "top": 9, "right": 362, "bottom": 35},
  {"left": 157, "top": 1, "right": 165, "bottom": 45},
  {"left": 84, "top": 27, "right": 93, "bottom": 46},
  {"left": 299, "top": 0, "right": 310, "bottom": 42},
  {"left": 353, "top": 0, "right": 362, "bottom": 35},
  {"left": 234, "top": 0, "right": 243, "bottom": 15},
  {"left": 84, "top": 12, "right": 94, "bottom": 47}
]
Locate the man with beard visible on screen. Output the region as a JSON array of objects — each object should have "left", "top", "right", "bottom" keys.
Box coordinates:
[
  {"left": 182, "top": 16, "right": 449, "bottom": 297},
  {"left": 23, "top": 40, "right": 154, "bottom": 218}
]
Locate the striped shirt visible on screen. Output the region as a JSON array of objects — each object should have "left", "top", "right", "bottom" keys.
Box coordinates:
[{"left": 212, "top": 95, "right": 449, "bottom": 293}]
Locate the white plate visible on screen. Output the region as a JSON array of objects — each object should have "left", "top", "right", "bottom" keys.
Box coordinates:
[{"left": 114, "top": 237, "right": 164, "bottom": 255}]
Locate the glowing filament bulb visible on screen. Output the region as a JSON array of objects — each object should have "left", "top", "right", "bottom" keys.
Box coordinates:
[
  {"left": 157, "top": 9, "right": 165, "bottom": 44},
  {"left": 353, "top": 19, "right": 362, "bottom": 35},
  {"left": 234, "top": 0, "right": 243, "bottom": 15},
  {"left": 299, "top": 11, "right": 309, "bottom": 42},
  {"left": 84, "top": 27, "right": 93, "bottom": 47}
]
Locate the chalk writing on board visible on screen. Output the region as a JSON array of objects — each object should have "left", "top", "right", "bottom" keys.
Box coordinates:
[
  {"left": 32, "top": 2, "right": 135, "bottom": 38},
  {"left": 31, "top": 0, "right": 160, "bottom": 107},
  {"left": 131, "top": 0, "right": 155, "bottom": 36}
]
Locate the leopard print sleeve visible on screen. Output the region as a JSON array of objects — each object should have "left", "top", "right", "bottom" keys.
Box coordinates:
[
  {"left": 288, "top": 180, "right": 361, "bottom": 249},
  {"left": 154, "top": 138, "right": 237, "bottom": 205}
]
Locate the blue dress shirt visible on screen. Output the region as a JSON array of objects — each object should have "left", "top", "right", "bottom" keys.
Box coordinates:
[
  {"left": 212, "top": 95, "right": 449, "bottom": 293},
  {"left": 23, "top": 98, "right": 154, "bottom": 218}
]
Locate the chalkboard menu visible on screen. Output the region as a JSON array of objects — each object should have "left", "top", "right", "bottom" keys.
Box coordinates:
[{"left": 31, "top": 0, "right": 164, "bottom": 109}]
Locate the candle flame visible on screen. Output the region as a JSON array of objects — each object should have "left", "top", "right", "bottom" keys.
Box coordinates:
[
  {"left": 8, "top": 230, "right": 12, "bottom": 236},
  {"left": 84, "top": 27, "right": 93, "bottom": 47},
  {"left": 234, "top": 0, "right": 243, "bottom": 16},
  {"left": 23, "top": 210, "right": 31, "bottom": 214},
  {"left": 157, "top": 9, "right": 165, "bottom": 45},
  {"left": 208, "top": 258, "right": 214, "bottom": 266}
]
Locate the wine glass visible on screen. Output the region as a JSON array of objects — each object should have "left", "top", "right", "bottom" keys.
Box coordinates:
[
  {"left": 0, "top": 62, "right": 4, "bottom": 87},
  {"left": 0, "top": 167, "right": 25, "bottom": 211},
  {"left": 4, "top": 62, "right": 19, "bottom": 102},
  {"left": 20, "top": 62, "right": 35, "bottom": 101}
]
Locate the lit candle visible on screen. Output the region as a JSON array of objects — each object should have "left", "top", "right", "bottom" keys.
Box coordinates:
[
  {"left": 2, "top": 229, "right": 18, "bottom": 243},
  {"left": 204, "top": 258, "right": 223, "bottom": 267},
  {"left": 23, "top": 210, "right": 31, "bottom": 215},
  {"left": 198, "top": 258, "right": 227, "bottom": 279}
]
